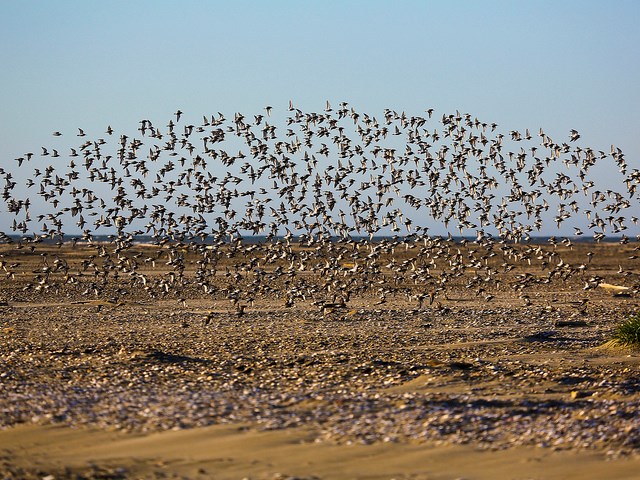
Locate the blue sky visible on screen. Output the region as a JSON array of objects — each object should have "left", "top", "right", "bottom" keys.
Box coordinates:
[{"left": 1, "top": 1, "right": 638, "bottom": 236}]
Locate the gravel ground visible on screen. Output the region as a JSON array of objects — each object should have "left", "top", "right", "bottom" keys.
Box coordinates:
[{"left": 2, "top": 291, "right": 639, "bottom": 463}]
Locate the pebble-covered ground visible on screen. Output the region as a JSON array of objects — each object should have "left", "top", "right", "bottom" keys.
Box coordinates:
[
  {"left": 1, "top": 242, "right": 639, "bottom": 478},
  {"left": 2, "top": 293, "right": 639, "bottom": 460}
]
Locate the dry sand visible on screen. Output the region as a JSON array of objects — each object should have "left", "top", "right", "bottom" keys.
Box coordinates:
[{"left": 3, "top": 422, "right": 640, "bottom": 480}]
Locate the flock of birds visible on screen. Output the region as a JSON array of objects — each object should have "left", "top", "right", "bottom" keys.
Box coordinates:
[{"left": 1, "top": 101, "right": 638, "bottom": 311}]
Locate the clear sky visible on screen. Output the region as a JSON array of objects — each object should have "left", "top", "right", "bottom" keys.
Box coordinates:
[{"left": 1, "top": 1, "right": 638, "bottom": 236}]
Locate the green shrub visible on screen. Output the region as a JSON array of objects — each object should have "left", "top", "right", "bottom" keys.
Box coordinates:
[{"left": 613, "top": 313, "right": 640, "bottom": 347}]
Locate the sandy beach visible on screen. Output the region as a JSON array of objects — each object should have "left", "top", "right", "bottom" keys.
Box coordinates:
[{"left": 1, "top": 241, "right": 639, "bottom": 479}]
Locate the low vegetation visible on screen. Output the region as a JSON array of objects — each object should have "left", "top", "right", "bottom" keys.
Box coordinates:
[{"left": 613, "top": 313, "right": 640, "bottom": 348}]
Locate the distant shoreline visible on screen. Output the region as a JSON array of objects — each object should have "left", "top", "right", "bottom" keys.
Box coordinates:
[{"left": 0, "top": 232, "right": 631, "bottom": 246}]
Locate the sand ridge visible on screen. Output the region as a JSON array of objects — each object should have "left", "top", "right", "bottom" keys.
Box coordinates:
[{"left": 3, "top": 423, "right": 640, "bottom": 480}]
